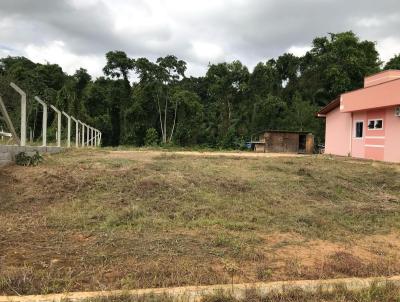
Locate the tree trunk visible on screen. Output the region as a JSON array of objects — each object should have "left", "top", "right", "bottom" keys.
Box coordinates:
[
  {"left": 163, "top": 95, "right": 168, "bottom": 143},
  {"left": 156, "top": 92, "right": 164, "bottom": 140},
  {"left": 168, "top": 100, "right": 178, "bottom": 143}
]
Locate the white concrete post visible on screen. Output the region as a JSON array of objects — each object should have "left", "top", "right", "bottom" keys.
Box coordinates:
[
  {"left": 50, "top": 105, "right": 61, "bottom": 147},
  {"left": 91, "top": 127, "right": 94, "bottom": 147},
  {"left": 34, "top": 97, "right": 47, "bottom": 147},
  {"left": 99, "top": 132, "right": 102, "bottom": 146},
  {"left": 94, "top": 129, "right": 97, "bottom": 147},
  {"left": 86, "top": 124, "right": 90, "bottom": 147},
  {"left": 88, "top": 126, "right": 91, "bottom": 147},
  {"left": 88, "top": 126, "right": 92, "bottom": 147},
  {"left": 71, "top": 116, "right": 79, "bottom": 148},
  {"left": 62, "top": 111, "right": 71, "bottom": 148},
  {"left": 80, "top": 121, "right": 85, "bottom": 147},
  {"left": 10, "top": 82, "right": 27, "bottom": 146}
]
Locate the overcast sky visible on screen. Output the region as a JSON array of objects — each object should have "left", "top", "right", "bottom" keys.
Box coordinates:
[{"left": 1, "top": 0, "right": 399, "bottom": 78}]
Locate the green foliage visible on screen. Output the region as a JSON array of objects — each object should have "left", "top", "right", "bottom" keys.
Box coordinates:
[
  {"left": 15, "top": 151, "right": 43, "bottom": 166},
  {"left": 384, "top": 54, "right": 400, "bottom": 70},
  {"left": 144, "top": 128, "right": 159, "bottom": 146},
  {"left": 0, "top": 31, "right": 387, "bottom": 148},
  {"left": 300, "top": 31, "right": 381, "bottom": 106}
]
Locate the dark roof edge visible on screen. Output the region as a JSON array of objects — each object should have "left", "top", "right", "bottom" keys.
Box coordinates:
[{"left": 316, "top": 98, "right": 340, "bottom": 117}]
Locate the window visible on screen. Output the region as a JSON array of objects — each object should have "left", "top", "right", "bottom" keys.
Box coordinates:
[
  {"left": 368, "top": 119, "right": 383, "bottom": 130},
  {"left": 368, "top": 120, "right": 375, "bottom": 129},
  {"left": 355, "top": 121, "right": 363, "bottom": 138}
]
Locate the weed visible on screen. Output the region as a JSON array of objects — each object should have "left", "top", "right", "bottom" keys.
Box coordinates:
[
  {"left": 256, "top": 266, "right": 273, "bottom": 281},
  {"left": 15, "top": 151, "right": 43, "bottom": 166}
]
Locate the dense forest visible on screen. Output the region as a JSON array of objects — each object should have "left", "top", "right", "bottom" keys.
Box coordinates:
[{"left": 1, "top": 31, "right": 399, "bottom": 147}]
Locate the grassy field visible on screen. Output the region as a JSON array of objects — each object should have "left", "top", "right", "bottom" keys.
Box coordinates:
[{"left": 1, "top": 149, "right": 400, "bottom": 295}]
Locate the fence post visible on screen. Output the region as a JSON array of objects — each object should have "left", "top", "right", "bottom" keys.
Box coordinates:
[
  {"left": 79, "top": 121, "right": 85, "bottom": 147},
  {"left": 34, "top": 97, "right": 47, "bottom": 147},
  {"left": 94, "top": 129, "right": 97, "bottom": 147},
  {"left": 71, "top": 116, "right": 79, "bottom": 148},
  {"left": 62, "top": 111, "right": 71, "bottom": 148},
  {"left": 90, "top": 127, "right": 94, "bottom": 147},
  {"left": 10, "top": 82, "right": 27, "bottom": 146},
  {"left": 0, "top": 95, "right": 20, "bottom": 145},
  {"left": 50, "top": 105, "right": 61, "bottom": 147},
  {"left": 86, "top": 124, "right": 90, "bottom": 147}
]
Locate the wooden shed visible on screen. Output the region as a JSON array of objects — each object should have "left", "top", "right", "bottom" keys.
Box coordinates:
[{"left": 251, "top": 130, "right": 314, "bottom": 154}]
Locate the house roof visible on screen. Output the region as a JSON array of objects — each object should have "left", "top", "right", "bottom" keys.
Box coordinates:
[
  {"left": 341, "top": 77, "right": 400, "bottom": 112},
  {"left": 316, "top": 98, "right": 340, "bottom": 117}
]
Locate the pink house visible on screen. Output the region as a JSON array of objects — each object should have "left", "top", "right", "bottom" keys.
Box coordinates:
[{"left": 318, "top": 70, "right": 400, "bottom": 163}]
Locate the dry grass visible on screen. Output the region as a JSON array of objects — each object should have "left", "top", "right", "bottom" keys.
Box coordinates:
[
  {"left": 80, "top": 283, "right": 400, "bottom": 302},
  {"left": 1, "top": 149, "right": 400, "bottom": 295},
  {"left": 201, "top": 283, "right": 400, "bottom": 302}
]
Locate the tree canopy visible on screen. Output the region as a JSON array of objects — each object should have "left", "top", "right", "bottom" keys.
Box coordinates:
[{"left": 0, "top": 31, "right": 391, "bottom": 148}]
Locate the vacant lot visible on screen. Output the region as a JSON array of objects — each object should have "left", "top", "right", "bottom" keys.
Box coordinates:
[{"left": 1, "top": 150, "right": 400, "bottom": 295}]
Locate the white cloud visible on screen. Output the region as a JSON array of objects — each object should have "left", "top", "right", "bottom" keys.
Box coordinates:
[
  {"left": 286, "top": 45, "right": 312, "bottom": 57},
  {"left": 68, "top": 0, "right": 100, "bottom": 9},
  {"left": 0, "top": 48, "right": 11, "bottom": 58},
  {"left": 376, "top": 37, "right": 400, "bottom": 63},
  {"left": 24, "top": 40, "right": 105, "bottom": 77},
  {"left": 355, "top": 17, "right": 383, "bottom": 28},
  {"left": 190, "top": 41, "right": 225, "bottom": 64},
  {"left": 1, "top": 0, "right": 400, "bottom": 78}
]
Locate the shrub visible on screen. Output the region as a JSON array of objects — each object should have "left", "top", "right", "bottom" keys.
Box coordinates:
[
  {"left": 15, "top": 151, "right": 43, "bottom": 166},
  {"left": 144, "top": 128, "right": 159, "bottom": 146}
]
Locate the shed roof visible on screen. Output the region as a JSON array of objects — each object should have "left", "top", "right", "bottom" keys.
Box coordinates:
[
  {"left": 253, "top": 129, "right": 313, "bottom": 136},
  {"left": 317, "top": 98, "right": 340, "bottom": 117}
]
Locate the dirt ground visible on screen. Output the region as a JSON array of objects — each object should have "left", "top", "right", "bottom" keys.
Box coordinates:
[
  {"left": 1, "top": 149, "right": 400, "bottom": 295},
  {"left": 106, "top": 150, "right": 304, "bottom": 159}
]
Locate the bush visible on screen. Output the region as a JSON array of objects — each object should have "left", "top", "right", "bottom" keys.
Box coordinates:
[
  {"left": 15, "top": 151, "right": 43, "bottom": 166},
  {"left": 144, "top": 128, "right": 159, "bottom": 146}
]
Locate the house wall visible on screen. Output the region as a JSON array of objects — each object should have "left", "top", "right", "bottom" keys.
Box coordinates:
[
  {"left": 341, "top": 78, "right": 400, "bottom": 112},
  {"left": 351, "top": 111, "right": 366, "bottom": 159},
  {"left": 384, "top": 106, "right": 400, "bottom": 162},
  {"left": 323, "top": 70, "right": 400, "bottom": 163},
  {"left": 364, "top": 109, "right": 386, "bottom": 161},
  {"left": 325, "top": 106, "right": 351, "bottom": 156},
  {"left": 326, "top": 106, "right": 400, "bottom": 163}
]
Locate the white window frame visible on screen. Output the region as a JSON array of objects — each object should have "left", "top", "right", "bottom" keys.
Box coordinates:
[
  {"left": 367, "top": 119, "right": 384, "bottom": 130},
  {"left": 354, "top": 120, "right": 364, "bottom": 139}
]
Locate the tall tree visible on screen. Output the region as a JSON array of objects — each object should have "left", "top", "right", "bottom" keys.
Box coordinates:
[
  {"left": 134, "top": 55, "right": 187, "bottom": 144},
  {"left": 384, "top": 54, "right": 400, "bottom": 70},
  {"left": 300, "top": 31, "right": 381, "bottom": 106},
  {"left": 103, "top": 51, "right": 135, "bottom": 144},
  {"left": 205, "top": 61, "right": 250, "bottom": 145}
]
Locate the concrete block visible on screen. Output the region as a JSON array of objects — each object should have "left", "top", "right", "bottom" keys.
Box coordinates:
[
  {"left": 26, "top": 146, "right": 46, "bottom": 153},
  {"left": 0, "top": 152, "right": 12, "bottom": 161},
  {"left": 0, "top": 145, "right": 63, "bottom": 163},
  {"left": 46, "top": 146, "right": 63, "bottom": 154},
  {"left": 14, "top": 146, "right": 27, "bottom": 153},
  {"left": 0, "top": 145, "right": 17, "bottom": 153}
]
